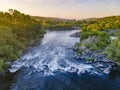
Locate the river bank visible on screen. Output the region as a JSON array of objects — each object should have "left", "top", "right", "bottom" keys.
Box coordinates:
[
  {"left": 0, "top": 35, "right": 45, "bottom": 77},
  {"left": 71, "top": 31, "right": 120, "bottom": 75}
]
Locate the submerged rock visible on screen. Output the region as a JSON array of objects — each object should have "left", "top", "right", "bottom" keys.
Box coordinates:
[
  {"left": 67, "top": 67, "right": 78, "bottom": 74},
  {"left": 70, "top": 32, "right": 80, "bottom": 37},
  {"left": 103, "top": 68, "right": 111, "bottom": 74}
]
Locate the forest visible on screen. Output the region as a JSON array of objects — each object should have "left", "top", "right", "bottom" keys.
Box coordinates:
[{"left": 0, "top": 9, "right": 45, "bottom": 71}]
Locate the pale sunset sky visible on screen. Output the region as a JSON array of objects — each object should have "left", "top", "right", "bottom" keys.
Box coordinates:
[{"left": 0, "top": 0, "right": 120, "bottom": 19}]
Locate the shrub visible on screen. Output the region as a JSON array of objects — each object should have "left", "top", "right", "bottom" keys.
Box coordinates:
[
  {"left": 106, "top": 37, "right": 120, "bottom": 65},
  {"left": 0, "top": 59, "right": 4, "bottom": 71}
]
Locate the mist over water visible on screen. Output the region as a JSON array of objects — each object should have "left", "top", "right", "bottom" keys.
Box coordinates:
[{"left": 9, "top": 30, "right": 120, "bottom": 90}]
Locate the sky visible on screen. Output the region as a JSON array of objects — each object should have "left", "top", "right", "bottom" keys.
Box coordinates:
[{"left": 0, "top": 0, "right": 120, "bottom": 19}]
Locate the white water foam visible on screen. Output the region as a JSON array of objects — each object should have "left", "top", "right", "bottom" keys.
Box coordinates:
[{"left": 9, "top": 30, "right": 101, "bottom": 76}]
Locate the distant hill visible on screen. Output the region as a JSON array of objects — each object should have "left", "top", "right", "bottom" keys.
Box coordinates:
[
  {"left": 31, "top": 16, "right": 73, "bottom": 22},
  {"left": 31, "top": 16, "right": 80, "bottom": 30},
  {"left": 83, "top": 15, "right": 120, "bottom": 21}
]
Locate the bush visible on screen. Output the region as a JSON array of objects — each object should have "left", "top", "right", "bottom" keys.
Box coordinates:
[
  {"left": 95, "top": 32, "right": 110, "bottom": 49},
  {"left": 106, "top": 37, "right": 120, "bottom": 65},
  {"left": 0, "top": 59, "right": 4, "bottom": 71},
  {"left": 86, "top": 57, "right": 94, "bottom": 62},
  {"left": 80, "top": 31, "right": 97, "bottom": 40}
]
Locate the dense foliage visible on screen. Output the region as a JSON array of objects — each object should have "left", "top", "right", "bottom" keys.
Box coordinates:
[
  {"left": 80, "top": 16, "right": 120, "bottom": 32},
  {"left": 106, "top": 31, "right": 120, "bottom": 65},
  {"left": 0, "top": 9, "right": 45, "bottom": 71}
]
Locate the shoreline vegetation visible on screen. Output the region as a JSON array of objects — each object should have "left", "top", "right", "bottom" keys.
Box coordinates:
[
  {"left": 0, "top": 9, "right": 45, "bottom": 72},
  {"left": 73, "top": 15, "right": 120, "bottom": 74}
]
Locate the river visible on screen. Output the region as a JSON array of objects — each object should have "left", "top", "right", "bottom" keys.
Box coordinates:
[{"left": 0, "top": 30, "right": 120, "bottom": 90}]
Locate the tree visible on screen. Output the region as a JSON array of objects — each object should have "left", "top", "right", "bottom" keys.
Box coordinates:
[
  {"left": 106, "top": 37, "right": 120, "bottom": 65},
  {"left": 8, "top": 9, "right": 14, "bottom": 15},
  {"left": 87, "top": 23, "right": 100, "bottom": 32}
]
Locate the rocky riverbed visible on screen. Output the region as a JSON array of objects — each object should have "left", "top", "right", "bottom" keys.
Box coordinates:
[{"left": 71, "top": 31, "right": 120, "bottom": 75}]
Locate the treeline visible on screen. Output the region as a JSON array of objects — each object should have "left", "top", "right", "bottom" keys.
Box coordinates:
[
  {"left": 32, "top": 16, "right": 81, "bottom": 30},
  {"left": 0, "top": 9, "right": 45, "bottom": 71},
  {"left": 78, "top": 15, "right": 120, "bottom": 65},
  {"left": 80, "top": 16, "right": 120, "bottom": 39}
]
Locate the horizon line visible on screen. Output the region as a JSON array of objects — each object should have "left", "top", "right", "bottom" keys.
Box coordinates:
[{"left": 0, "top": 9, "right": 120, "bottom": 20}]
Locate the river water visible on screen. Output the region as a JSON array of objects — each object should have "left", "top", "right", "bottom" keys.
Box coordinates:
[{"left": 1, "top": 30, "right": 120, "bottom": 90}]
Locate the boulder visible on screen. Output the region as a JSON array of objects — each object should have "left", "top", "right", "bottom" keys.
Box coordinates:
[{"left": 70, "top": 32, "right": 80, "bottom": 37}]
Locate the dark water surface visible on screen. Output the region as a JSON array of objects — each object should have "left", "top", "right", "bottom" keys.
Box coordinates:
[{"left": 0, "top": 30, "right": 120, "bottom": 90}]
